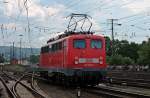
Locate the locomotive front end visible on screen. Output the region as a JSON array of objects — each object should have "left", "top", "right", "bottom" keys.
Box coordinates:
[{"left": 66, "top": 34, "right": 107, "bottom": 85}]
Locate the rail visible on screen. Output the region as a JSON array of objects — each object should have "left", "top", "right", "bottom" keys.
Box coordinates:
[{"left": 3, "top": 72, "right": 46, "bottom": 98}]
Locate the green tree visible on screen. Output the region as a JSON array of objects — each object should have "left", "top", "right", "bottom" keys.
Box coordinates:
[
  {"left": 115, "top": 40, "right": 139, "bottom": 62},
  {"left": 105, "top": 36, "right": 112, "bottom": 56},
  {"left": 29, "top": 55, "right": 39, "bottom": 64},
  {"left": 108, "top": 55, "right": 124, "bottom": 65},
  {"left": 137, "top": 39, "right": 150, "bottom": 65},
  {"left": 122, "top": 57, "right": 134, "bottom": 65},
  {"left": 107, "top": 55, "right": 134, "bottom": 65},
  {"left": 0, "top": 53, "right": 5, "bottom": 63}
]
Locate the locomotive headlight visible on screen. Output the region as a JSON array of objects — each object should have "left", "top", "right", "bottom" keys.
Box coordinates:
[
  {"left": 75, "top": 61, "right": 78, "bottom": 64},
  {"left": 99, "top": 56, "right": 103, "bottom": 64},
  {"left": 75, "top": 56, "right": 79, "bottom": 64},
  {"left": 100, "top": 61, "right": 103, "bottom": 64}
]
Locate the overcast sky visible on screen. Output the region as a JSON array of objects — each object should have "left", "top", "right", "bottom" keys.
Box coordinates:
[{"left": 0, "top": 0, "right": 150, "bottom": 48}]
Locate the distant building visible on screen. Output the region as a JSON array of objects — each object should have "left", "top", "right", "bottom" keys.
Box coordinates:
[
  {"left": 21, "top": 58, "right": 29, "bottom": 65},
  {"left": 10, "top": 59, "right": 18, "bottom": 65}
]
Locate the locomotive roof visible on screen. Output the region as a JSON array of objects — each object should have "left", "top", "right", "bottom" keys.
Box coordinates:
[
  {"left": 46, "top": 31, "right": 104, "bottom": 43},
  {"left": 42, "top": 33, "right": 104, "bottom": 48}
]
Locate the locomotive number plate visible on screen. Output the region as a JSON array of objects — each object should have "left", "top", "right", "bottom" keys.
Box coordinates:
[
  {"left": 86, "top": 59, "right": 93, "bottom": 62},
  {"left": 79, "top": 58, "right": 99, "bottom": 63}
]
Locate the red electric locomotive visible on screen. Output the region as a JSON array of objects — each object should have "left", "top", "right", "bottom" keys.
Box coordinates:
[{"left": 39, "top": 14, "right": 107, "bottom": 86}]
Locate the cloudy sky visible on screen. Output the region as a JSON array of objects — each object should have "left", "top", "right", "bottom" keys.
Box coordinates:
[{"left": 0, "top": 0, "right": 150, "bottom": 48}]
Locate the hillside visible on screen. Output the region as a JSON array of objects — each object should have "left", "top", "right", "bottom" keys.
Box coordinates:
[{"left": 0, "top": 46, "right": 40, "bottom": 60}]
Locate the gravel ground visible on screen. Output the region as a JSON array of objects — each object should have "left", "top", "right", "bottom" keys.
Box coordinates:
[
  {"left": 21, "top": 80, "right": 48, "bottom": 98},
  {"left": 1, "top": 80, "right": 35, "bottom": 98},
  {"left": 32, "top": 80, "right": 50, "bottom": 98},
  {"left": 37, "top": 81, "right": 104, "bottom": 98},
  {"left": 0, "top": 79, "right": 43, "bottom": 98},
  {"left": 0, "top": 81, "right": 9, "bottom": 98},
  {"left": 16, "top": 83, "right": 35, "bottom": 98}
]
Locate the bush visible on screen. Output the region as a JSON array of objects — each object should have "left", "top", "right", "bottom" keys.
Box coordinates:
[
  {"left": 107, "top": 55, "right": 134, "bottom": 65},
  {"left": 107, "top": 55, "right": 123, "bottom": 65},
  {"left": 122, "top": 57, "right": 134, "bottom": 65}
]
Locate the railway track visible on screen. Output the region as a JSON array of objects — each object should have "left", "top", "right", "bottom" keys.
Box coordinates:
[
  {"left": 32, "top": 73, "right": 150, "bottom": 98},
  {"left": 107, "top": 70, "right": 150, "bottom": 89},
  {"left": 84, "top": 84, "right": 150, "bottom": 98},
  {"left": 109, "top": 77, "right": 150, "bottom": 89},
  {"left": 3, "top": 70, "right": 150, "bottom": 98},
  {"left": 0, "top": 71, "right": 46, "bottom": 98},
  {"left": 37, "top": 77, "right": 150, "bottom": 98},
  {"left": 107, "top": 71, "right": 150, "bottom": 80},
  {"left": 0, "top": 76, "right": 16, "bottom": 98}
]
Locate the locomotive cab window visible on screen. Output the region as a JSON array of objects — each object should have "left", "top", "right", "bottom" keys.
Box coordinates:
[
  {"left": 91, "top": 39, "right": 102, "bottom": 48},
  {"left": 74, "top": 39, "right": 85, "bottom": 48},
  {"left": 51, "top": 42, "right": 62, "bottom": 52},
  {"left": 41, "top": 46, "right": 49, "bottom": 53}
]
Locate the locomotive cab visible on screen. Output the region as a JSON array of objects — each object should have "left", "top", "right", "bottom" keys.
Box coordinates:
[
  {"left": 67, "top": 34, "right": 106, "bottom": 68},
  {"left": 65, "top": 34, "right": 107, "bottom": 85}
]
